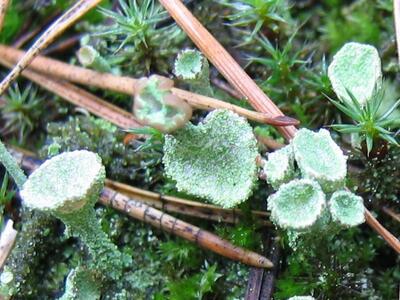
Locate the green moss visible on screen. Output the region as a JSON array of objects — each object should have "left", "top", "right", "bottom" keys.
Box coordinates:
[{"left": 59, "top": 267, "right": 100, "bottom": 300}]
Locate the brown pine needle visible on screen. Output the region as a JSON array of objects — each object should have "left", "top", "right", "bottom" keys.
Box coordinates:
[
  {"left": 382, "top": 206, "right": 400, "bottom": 223},
  {"left": 0, "top": 57, "right": 140, "bottom": 129},
  {"left": 0, "top": 0, "right": 10, "bottom": 31},
  {"left": 0, "top": 0, "right": 102, "bottom": 95},
  {"left": 11, "top": 148, "right": 273, "bottom": 269},
  {"left": 364, "top": 209, "right": 400, "bottom": 253},
  {"left": 0, "top": 45, "right": 298, "bottom": 127},
  {"left": 106, "top": 179, "right": 271, "bottom": 226},
  {"left": 101, "top": 187, "right": 273, "bottom": 268},
  {"left": 159, "top": 0, "right": 400, "bottom": 254}
]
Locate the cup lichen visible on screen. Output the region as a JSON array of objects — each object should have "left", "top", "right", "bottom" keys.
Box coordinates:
[
  {"left": 329, "top": 190, "right": 365, "bottom": 227},
  {"left": 292, "top": 128, "right": 347, "bottom": 192},
  {"left": 174, "top": 49, "right": 213, "bottom": 97},
  {"left": 267, "top": 179, "right": 326, "bottom": 230},
  {"left": 133, "top": 75, "right": 193, "bottom": 133},
  {"left": 20, "top": 150, "right": 122, "bottom": 281}
]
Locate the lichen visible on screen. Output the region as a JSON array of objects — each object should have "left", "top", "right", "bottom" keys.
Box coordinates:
[
  {"left": 20, "top": 151, "right": 122, "bottom": 282},
  {"left": 174, "top": 49, "right": 213, "bottom": 96},
  {"left": 133, "top": 75, "right": 193, "bottom": 133},
  {"left": 263, "top": 144, "right": 295, "bottom": 189},
  {"left": 292, "top": 128, "right": 347, "bottom": 192},
  {"left": 329, "top": 190, "right": 365, "bottom": 227},
  {"left": 267, "top": 179, "right": 326, "bottom": 230},
  {"left": 163, "top": 109, "right": 258, "bottom": 208},
  {"left": 328, "top": 42, "right": 381, "bottom": 105},
  {"left": 21, "top": 151, "right": 104, "bottom": 214}
]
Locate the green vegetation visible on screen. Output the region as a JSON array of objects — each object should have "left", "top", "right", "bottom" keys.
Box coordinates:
[{"left": 0, "top": 0, "right": 399, "bottom": 298}]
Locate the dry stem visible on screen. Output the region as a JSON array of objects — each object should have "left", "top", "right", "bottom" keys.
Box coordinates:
[
  {"left": 106, "top": 179, "right": 271, "bottom": 226},
  {"left": 101, "top": 187, "right": 273, "bottom": 268},
  {"left": 382, "top": 206, "right": 400, "bottom": 223},
  {"left": 364, "top": 209, "right": 400, "bottom": 253},
  {"left": 0, "top": 45, "right": 298, "bottom": 126},
  {"left": 0, "top": 0, "right": 102, "bottom": 95},
  {"left": 0, "top": 57, "right": 140, "bottom": 129}
]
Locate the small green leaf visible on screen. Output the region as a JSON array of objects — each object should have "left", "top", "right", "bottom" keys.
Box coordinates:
[
  {"left": 267, "top": 179, "right": 326, "bottom": 230},
  {"left": 163, "top": 109, "right": 258, "bottom": 208},
  {"left": 263, "top": 145, "right": 296, "bottom": 189},
  {"left": 329, "top": 190, "right": 365, "bottom": 227},
  {"left": 328, "top": 42, "right": 381, "bottom": 106},
  {"left": 292, "top": 128, "right": 347, "bottom": 192}
]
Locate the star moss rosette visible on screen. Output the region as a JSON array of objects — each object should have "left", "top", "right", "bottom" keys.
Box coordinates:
[
  {"left": 263, "top": 144, "right": 295, "bottom": 189},
  {"left": 292, "top": 128, "right": 347, "bottom": 192},
  {"left": 163, "top": 109, "right": 258, "bottom": 208},
  {"left": 329, "top": 190, "right": 365, "bottom": 227},
  {"left": 20, "top": 150, "right": 122, "bottom": 280},
  {"left": 267, "top": 179, "right": 326, "bottom": 230}
]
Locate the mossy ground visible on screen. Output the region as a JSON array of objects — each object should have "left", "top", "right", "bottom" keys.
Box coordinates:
[{"left": 0, "top": 0, "right": 399, "bottom": 299}]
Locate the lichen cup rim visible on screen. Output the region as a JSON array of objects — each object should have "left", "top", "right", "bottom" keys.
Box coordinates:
[
  {"left": 268, "top": 179, "right": 326, "bottom": 230},
  {"left": 20, "top": 150, "right": 105, "bottom": 214}
]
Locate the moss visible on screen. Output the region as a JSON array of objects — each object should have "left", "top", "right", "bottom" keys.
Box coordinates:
[{"left": 0, "top": 211, "right": 57, "bottom": 297}]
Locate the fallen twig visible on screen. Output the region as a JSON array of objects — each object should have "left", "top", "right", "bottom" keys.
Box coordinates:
[
  {"left": 0, "top": 45, "right": 298, "bottom": 126},
  {"left": 101, "top": 187, "right": 273, "bottom": 268},
  {"left": 245, "top": 234, "right": 280, "bottom": 300},
  {"left": 0, "top": 57, "right": 140, "bottom": 129},
  {"left": 160, "top": 0, "right": 400, "bottom": 255},
  {"left": 0, "top": 0, "right": 102, "bottom": 95},
  {"left": 106, "top": 179, "right": 271, "bottom": 226},
  {"left": 0, "top": 219, "right": 17, "bottom": 268},
  {"left": 11, "top": 148, "right": 273, "bottom": 269},
  {"left": 364, "top": 208, "right": 400, "bottom": 253},
  {"left": 0, "top": 0, "right": 10, "bottom": 31}
]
